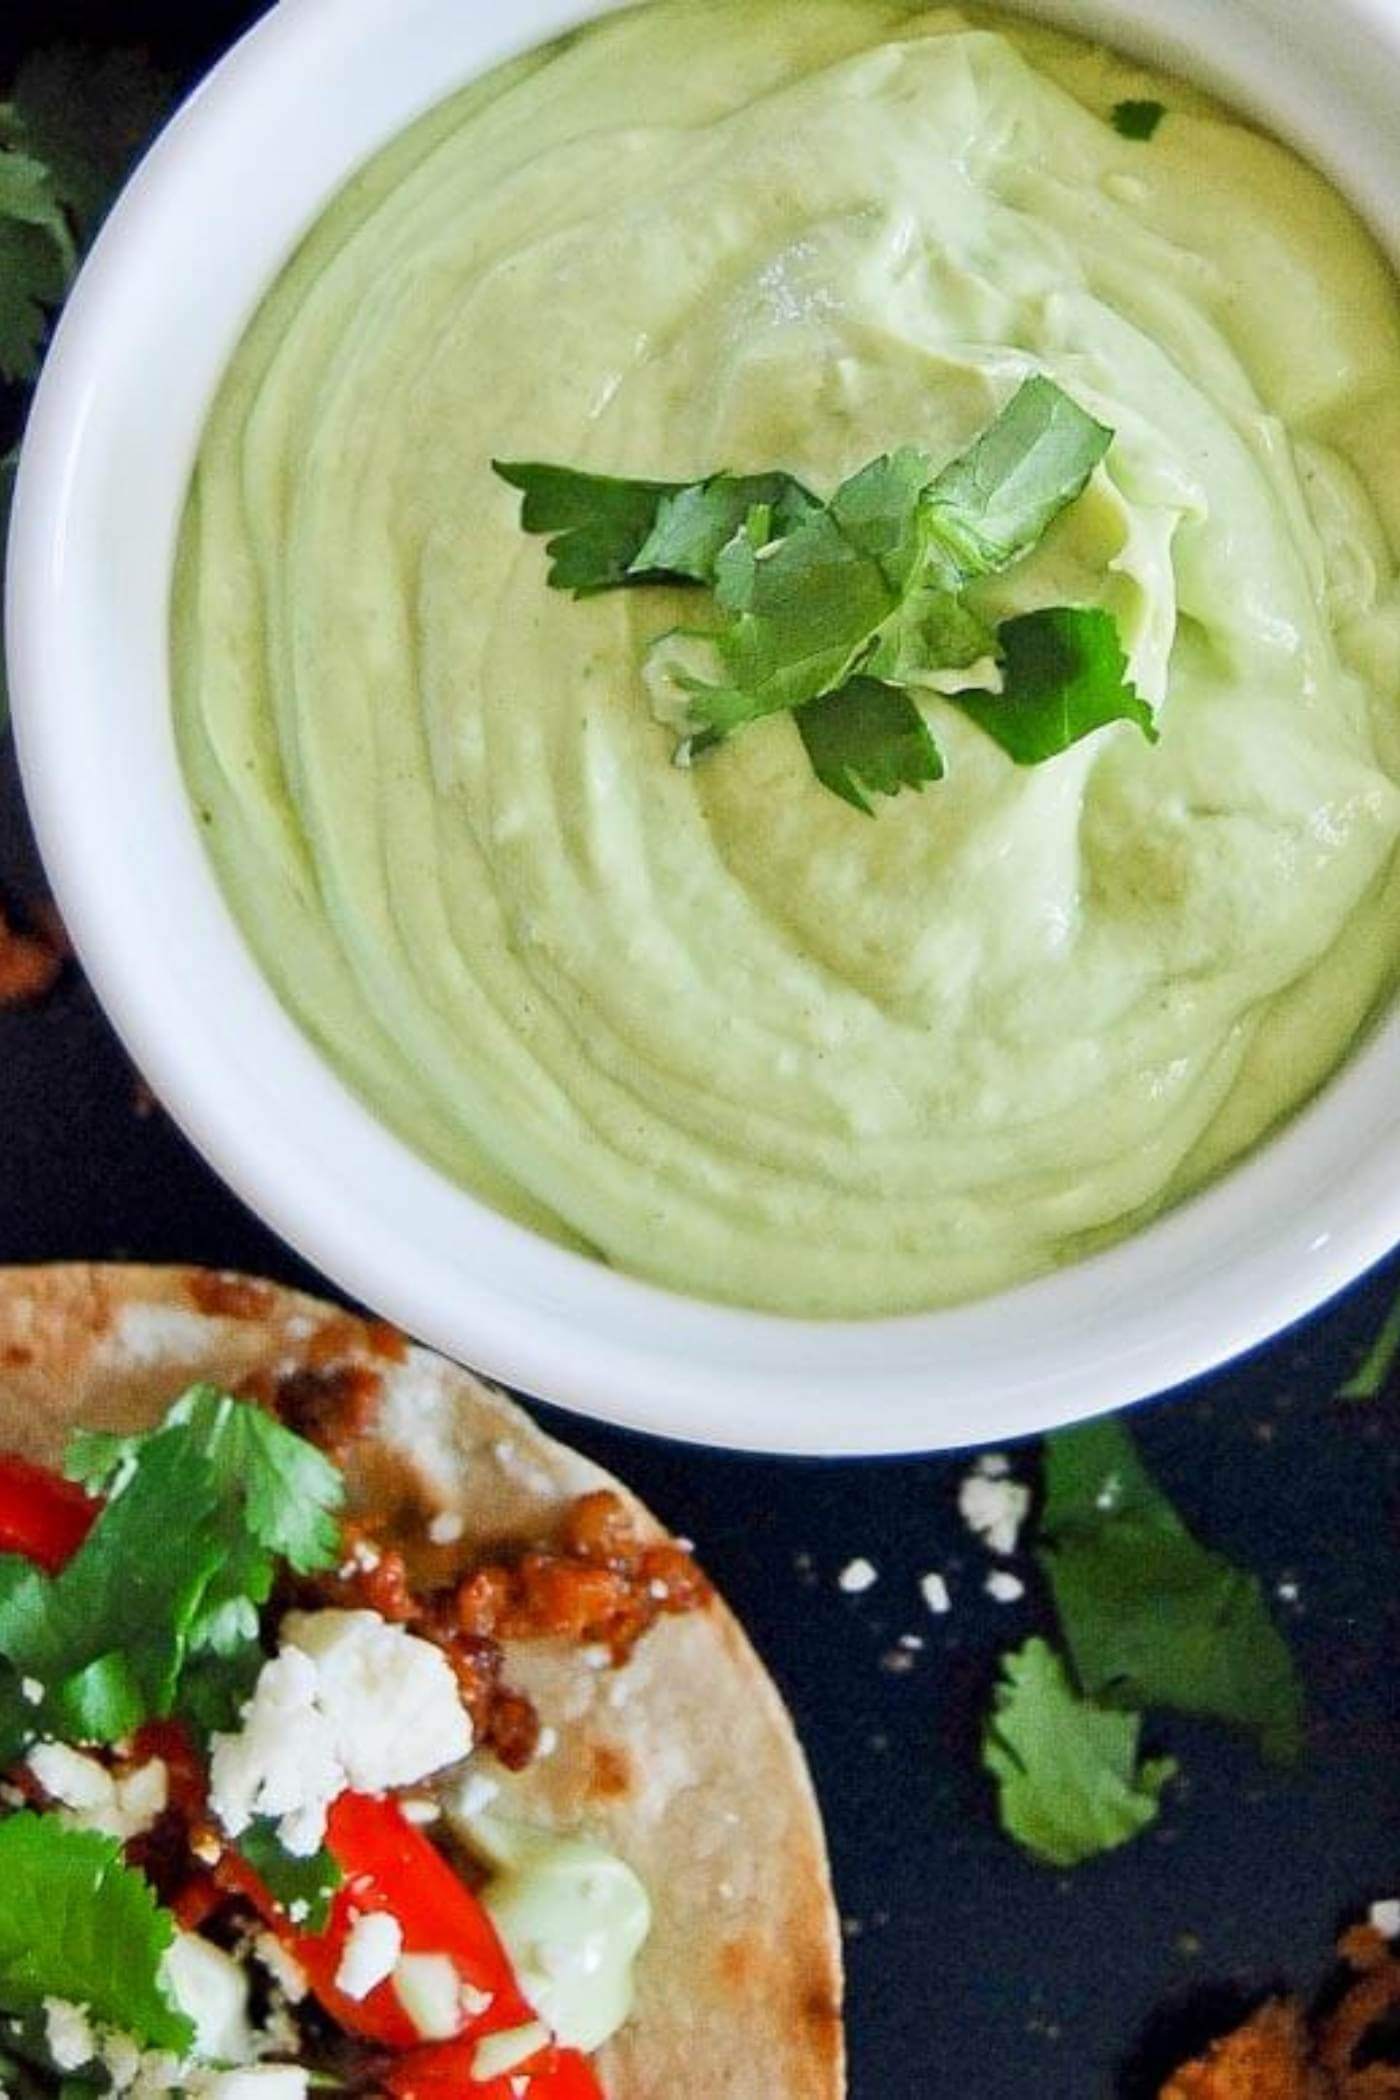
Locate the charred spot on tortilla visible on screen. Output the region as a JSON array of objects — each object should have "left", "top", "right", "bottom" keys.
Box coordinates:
[
  {"left": 587, "top": 1743, "right": 634, "bottom": 1801},
  {"left": 187, "top": 1270, "right": 279, "bottom": 1321}
]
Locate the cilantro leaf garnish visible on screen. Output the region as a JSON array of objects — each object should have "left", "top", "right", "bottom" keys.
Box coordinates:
[
  {"left": 983, "top": 1639, "right": 1176, "bottom": 1869},
  {"left": 498, "top": 376, "right": 1154, "bottom": 814},
  {"left": 796, "top": 679, "right": 944, "bottom": 816},
  {"left": 920, "top": 375, "right": 1112, "bottom": 582},
  {"left": 0, "top": 1388, "right": 342, "bottom": 1760},
  {"left": 1112, "top": 99, "right": 1166, "bottom": 141},
  {"left": 239, "top": 1820, "right": 342, "bottom": 1933},
  {"left": 0, "top": 1813, "right": 194, "bottom": 2054},
  {"left": 1039, "top": 1417, "right": 1304, "bottom": 1763},
  {"left": 493, "top": 463, "right": 684, "bottom": 595},
  {"left": 491, "top": 461, "right": 816, "bottom": 594},
  {"left": 952, "top": 607, "right": 1155, "bottom": 764},
  {"left": 629, "top": 472, "right": 819, "bottom": 583}
]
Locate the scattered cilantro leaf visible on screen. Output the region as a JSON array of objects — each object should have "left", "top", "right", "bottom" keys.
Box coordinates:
[
  {"left": 922, "top": 376, "right": 1112, "bottom": 582},
  {"left": 0, "top": 147, "right": 73, "bottom": 257},
  {"left": 795, "top": 678, "right": 944, "bottom": 815},
  {"left": 984, "top": 1639, "right": 1176, "bottom": 1869},
  {"left": 0, "top": 48, "right": 173, "bottom": 244},
  {"left": 0, "top": 44, "right": 174, "bottom": 728},
  {"left": 0, "top": 210, "right": 70, "bottom": 384},
  {"left": 954, "top": 606, "right": 1156, "bottom": 764},
  {"left": 0, "top": 1813, "right": 194, "bottom": 2053},
  {"left": 1338, "top": 1286, "right": 1400, "bottom": 1400},
  {"left": 1039, "top": 1417, "right": 1304, "bottom": 1763},
  {"left": 0, "top": 1389, "right": 341, "bottom": 1760},
  {"left": 238, "top": 1821, "right": 342, "bottom": 1934},
  {"left": 1112, "top": 99, "right": 1167, "bottom": 141}
]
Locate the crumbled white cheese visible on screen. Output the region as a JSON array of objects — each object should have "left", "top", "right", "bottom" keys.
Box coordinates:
[
  {"left": 399, "top": 1797, "right": 441, "bottom": 1826},
  {"left": 957, "top": 1462, "right": 1031, "bottom": 1557},
  {"left": 43, "top": 1999, "right": 96, "bottom": 2072},
  {"left": 187, "top": 2071, "right": 309, "bottom": 2100},
  {"left": 20, "top": 1678, "right": 44, "bottom": 1707},
  {"left": 471, "top": 2023, "right": 550, "bottom": 2082},
  {"left": 334, "top": 1912, "right": 403, "bottom": 2002},
  {"left": 536, "top": 1728, "right": 559, "bottom": 1760},
  {"left": 209, "top": 1610, "right": 472, "bottom": 1855},
  {"left": 984, "top": 1570, "right": 1026, "bottom": 1605},
  {"left": 251, "top": 1933, "right": 308, "bottom": 2006},
  {"left": 98, "top": 2032, "right": 143, "bottom": 2093},
  {"left": 836, "top": 1557, "right": 878, "bottom": 1594},
  {"left": 392, "top": 1953, "right": 464, "bottom": 2042},
  {"left": 160, "top": 1934, "right": 255, "bottom": 2066},
  {"left": 1369, "top": 1897, "right": 1400, "bottom": 1939},
  {"left": 427, "top": 1511, "right": 465, "bottom": 1547},
  {"left": 449, "top": 1770, "right": 500, "bottom": 1822},
  {"left": 919, "top": 1572, "right": 952, "bottom": 1616},
  {"left": 27, "top": 1744, "right": 168, "bottom": 1843}
]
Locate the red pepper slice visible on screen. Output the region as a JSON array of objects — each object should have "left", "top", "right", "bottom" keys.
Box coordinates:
[
  {"left": 0, "top": 1454, "right": 98, "bottom": 1572},
  {"left": 231, "top": 1792, "right": 534, "bottom": 2051},
  {"left": 384, "top": 2040, "right": 604, "bottom": 2100}
]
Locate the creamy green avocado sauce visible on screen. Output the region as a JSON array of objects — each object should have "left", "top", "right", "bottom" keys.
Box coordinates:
[
  {"left": 173, "top": 0, "right": 1400, "bottom": 1317},
  {"left": 453, "top": 1809, "right": 651, "bottom": 2055}
]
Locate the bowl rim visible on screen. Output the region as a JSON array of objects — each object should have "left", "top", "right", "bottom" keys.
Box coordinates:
[{"left": 7, "top": 0, "right": 1400, "bottom": 1456}]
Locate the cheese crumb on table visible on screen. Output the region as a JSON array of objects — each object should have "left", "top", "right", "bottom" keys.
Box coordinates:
[
  {"left": 958, "top": 1458, "right": 1031, "bottom": 1557},
  {"left": 837, "top": 1557, "right": 879, "bottom": 1594}
]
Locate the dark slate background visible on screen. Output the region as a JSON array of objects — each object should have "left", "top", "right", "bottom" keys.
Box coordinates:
[{"left": 2, "top": 6, "right": 1397, "bottom": 2095}]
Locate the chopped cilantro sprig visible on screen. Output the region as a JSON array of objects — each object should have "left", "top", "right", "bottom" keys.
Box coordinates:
[
  {"left": 983, "top": 1415, "right": 1304, "bottom": 1872},
  {"left": 0, "top": 1814, "right": 194, "bottom": 2056},
  {"left": 0, "top": 1387, "right": 342, "bottom": 1762},
  {"left": 497, "top": 377, "right": 1154, "bottom": 814},
  {"left": 1038, "top": 1417, "right": 1304, "bottom": 1763}
]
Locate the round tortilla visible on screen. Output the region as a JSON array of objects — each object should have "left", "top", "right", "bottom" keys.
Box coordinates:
[{"left": 0, "top": 1263, "right": 844, "bottom": 2099}]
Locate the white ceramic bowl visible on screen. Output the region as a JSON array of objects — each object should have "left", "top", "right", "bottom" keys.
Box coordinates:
[{"left": 8, "top": 0, "right": 1400, "bottom": 1455}]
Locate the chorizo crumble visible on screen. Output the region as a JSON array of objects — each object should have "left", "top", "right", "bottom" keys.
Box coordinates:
[
  {"left": 0, "top": 901, "right": 63, "bottom": 1007},
  {"left": 251, "top": 1337, "right": 711, "bottom": 1772},
  {"left": 1161, "top": 1926, "right": 1400, "bottom": 2100}
]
